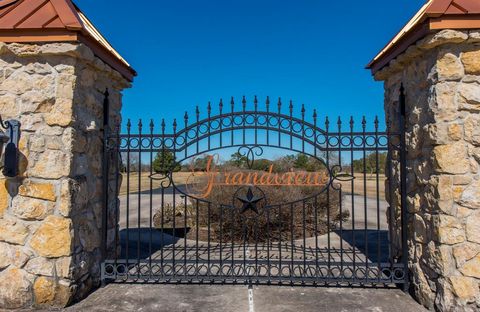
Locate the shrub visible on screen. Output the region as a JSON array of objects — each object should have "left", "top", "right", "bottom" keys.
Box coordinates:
[{"left": 153, "top": 184, "right": 345, "bottom": 244}]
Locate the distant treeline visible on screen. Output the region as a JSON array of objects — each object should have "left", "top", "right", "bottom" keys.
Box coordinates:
[{"left": 121, "top": 151, "right": 387, "bottom": 175}]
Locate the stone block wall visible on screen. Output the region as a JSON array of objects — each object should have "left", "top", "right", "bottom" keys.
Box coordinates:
[
  {"left": 0, "top": 42, "right": 129, "bottom": 309},
  {"left": 376, "top": 29, "right": 480, "bottom": 311}
]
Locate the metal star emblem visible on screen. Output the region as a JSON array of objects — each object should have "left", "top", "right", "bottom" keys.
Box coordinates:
[{"left": 236, "top": 187, "right": 264, "bottom": 214}]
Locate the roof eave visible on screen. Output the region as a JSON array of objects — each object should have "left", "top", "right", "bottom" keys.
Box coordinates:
[
  {"left": 77, "top": 32, "right": 137, "bottom": 81},
  {"left": 366, "top": 21, "right": 431, "bottom": 74},
  {"left": 0, "top": 28, "right": 78, "bottom": 42},
  {"left": 368, "top": 14, "right": 480, "bottom": 75}
]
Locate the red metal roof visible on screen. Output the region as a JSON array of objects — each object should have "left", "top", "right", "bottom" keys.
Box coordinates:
[
  {"left": 0, "top": 0, "right": 135, "bottom": 81},
  {"left": 368, "top": 0, "right": 480, "bottom": 75}
]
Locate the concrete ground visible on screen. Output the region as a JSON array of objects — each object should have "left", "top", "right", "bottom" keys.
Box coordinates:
[{"left": 67, "top": 284, "right": 425, "bottom": 312}]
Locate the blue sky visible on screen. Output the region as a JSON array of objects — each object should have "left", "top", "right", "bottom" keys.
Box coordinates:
[{"left": 77, "top": 0, "right": 422, "bottom": 131}]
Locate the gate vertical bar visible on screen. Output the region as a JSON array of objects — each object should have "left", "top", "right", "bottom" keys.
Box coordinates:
[
  {"left": 137, "top": 120, "right": 142, "bottom": 278},
  {"left": 172, "top": 119, "right": 177, "bottom": 279},
  {"left": 313, "top": 110, "right": 319, "bottom": 282},
  {"left": 374, "top": 116, "right": 381, "bottom": 282},
  {"left": 101, "top": 89, "right": 110, "bottom": 283},
  {"left": 113, "top": 122, "right": 120, "bottom": 277},
  {"left": 149, "top": 120, "right": 154, "bottom": 279},
  {"left": 337, "top": 117, "right": 343, "bottom": 277},
  {"left": 349, "top": 117, "right": 356, "bottom": 275},
  {"left": 399, "top": 85, "right": 409, "bottom": 292},
  {"left": 361, "top": 116, "right": 368, "bottom": 282}
]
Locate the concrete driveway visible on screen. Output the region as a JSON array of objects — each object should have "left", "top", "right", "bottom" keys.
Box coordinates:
[{"left": 67, "top": 284, "right": 425, "bottom": 312}]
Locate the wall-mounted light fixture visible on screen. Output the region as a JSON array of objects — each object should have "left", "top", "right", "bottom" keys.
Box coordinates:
[{"left": 0, "top": 116, "right": 20, "bottom": 178}]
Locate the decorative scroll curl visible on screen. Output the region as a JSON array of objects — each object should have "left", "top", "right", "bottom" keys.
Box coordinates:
[
  {"left": 329, "top": 165, "right": 355, "bottom": 191},
  {"left": 237, "top": 145, "right": 264, "bottom": 169},
  {"left": 149, "top": 172, "right": 173, "bottom": 188}
]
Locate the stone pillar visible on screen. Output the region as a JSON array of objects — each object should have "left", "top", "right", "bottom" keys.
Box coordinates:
[
  {"left": 0, "top": 42, "right": 129, "bottom": 308},
  {"left": 375, "top": 29, "right": 480, "bottom": 311}
]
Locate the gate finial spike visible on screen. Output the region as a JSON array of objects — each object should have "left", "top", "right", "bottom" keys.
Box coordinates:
[
  {"left": 313, "top": 109, "right": 317, "bottom": 119},
  {"left": 126, "top": 119, "right": 131, "bottom": 132},
  {"left": 184, "top": 111, "right": 189, "bottom": 124},
  {"left": 266, "top": 96, "right": 270, "bottom": 110},
  {"left": 277, "top": 97, "right": 282, "bottom": 113},
  {"left": 230, "top": 97, "right": 235, "bottom": 111},
  {"left": 196, "top": 106, "right": 200, "bottom": 120},
  {"left": 301, "top": 103, "right": 305, "bottom": 113},
  {"left": 161, "top": 119, "right": 166, "bottom": 132},
  {"left": 349, "top": 116, "right": 354, "bottom": 129},
  {"left": 207, "top": 101, "right": 212, "bottom": 116},
  {"left": 362, "top": 116, "right": 367, "bottom": 130},
  {"left": 149, "top": 119, "right": 154, "bottom": 132},
  {"left": 138, "top": 119, "right": 143, "bottom": 131},
  {"left": 254, "top": 95, "right": 258, "bottom": 111},
  {"left": 337, "top": 116, "right": 341, "bottom": 126},
  {"left": 242, "top": 96, "right": 246, "bottom": 110},
  {"left": 325, "top": 116, "right": 330, "bottom": 130},
  {"left": 289, "top": 100, "right": 293, "bottom": 115},
  {"left": 173, "top": 119, "right": 177, "bottom": 132},
  {"left": 374, "top": 115, "right": 379, "bottom": 130},
  {"left": 219, "top": 99, "right": 223, "bottom": 114}
]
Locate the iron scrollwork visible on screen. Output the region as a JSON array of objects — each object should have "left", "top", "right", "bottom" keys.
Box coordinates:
[{"left": 237, "top": 145, "right": 264, "bottom": 169}]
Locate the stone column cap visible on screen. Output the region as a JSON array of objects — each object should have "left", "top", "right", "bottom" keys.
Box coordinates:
[
  {"left": 0, "top": 0, "right": 136, "bottom": 81},
  {"left": 367, "top": 0, "right": 480, "bottom": 75}
]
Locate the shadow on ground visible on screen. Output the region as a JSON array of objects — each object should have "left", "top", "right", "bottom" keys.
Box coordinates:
[
  {"left": 335, "top": 229, "right": 389, "bottom": 263},
  {"left": 119, "top": 228, "right": 180, "bottom": 259}
]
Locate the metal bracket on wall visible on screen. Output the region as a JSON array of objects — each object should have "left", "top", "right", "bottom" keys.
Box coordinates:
[{"left": 2, "top": 119, "right": 20, "bottom": 177}]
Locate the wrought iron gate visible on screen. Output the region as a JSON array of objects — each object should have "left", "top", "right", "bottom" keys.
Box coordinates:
[{"left": 101, "top": 95, "right": 408, "bottom": 288}]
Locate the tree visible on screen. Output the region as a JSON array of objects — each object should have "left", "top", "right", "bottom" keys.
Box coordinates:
[
  {"left": 251, "top": 159, "right": 272, "bottom": 171},
  {"left": 352, "top": 152, "right": 387, "bottom": 175},
  {"left": 294, "top": 154, "right": 309, "bottom": 170},
  {"left": 120, "top": 152, "right": 140, "bottom": 172},
  {"left": 189, "top": 155, "right": 211, "bottom": 171},
  {"left": 228, "top": 152, "right": 248, "bottom": 168},
  {"left": 152, "top": 150, "right": 181, "bottom": 174},
  {"left": 293, "top": 154, "right": 325, "bottom": 172},
  {"left": 273, "top": 154, "right": 295, "bottom": 172}
]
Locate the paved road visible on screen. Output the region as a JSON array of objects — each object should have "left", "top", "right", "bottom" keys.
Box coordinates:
[{"left": 67, "top": 284, "right": 425, "bottom": 312}]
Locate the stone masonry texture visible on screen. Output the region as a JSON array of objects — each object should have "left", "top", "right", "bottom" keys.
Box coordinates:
[
  {"left": 376, "top": 29, "right": 480, "bottom": 311},
  {"left": 0, "top": 42, "right": 130, "bottom": 309}
]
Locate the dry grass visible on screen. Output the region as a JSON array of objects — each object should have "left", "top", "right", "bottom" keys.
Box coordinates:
[
  {"left": 118, "top": 172, "right": 192, "bottom": 196},
  {"left": 337, "top": 173, "right": 386, "bottom": 199},
  {"left": 152, "top": 184, "right": 344, "bottom": 243}
]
